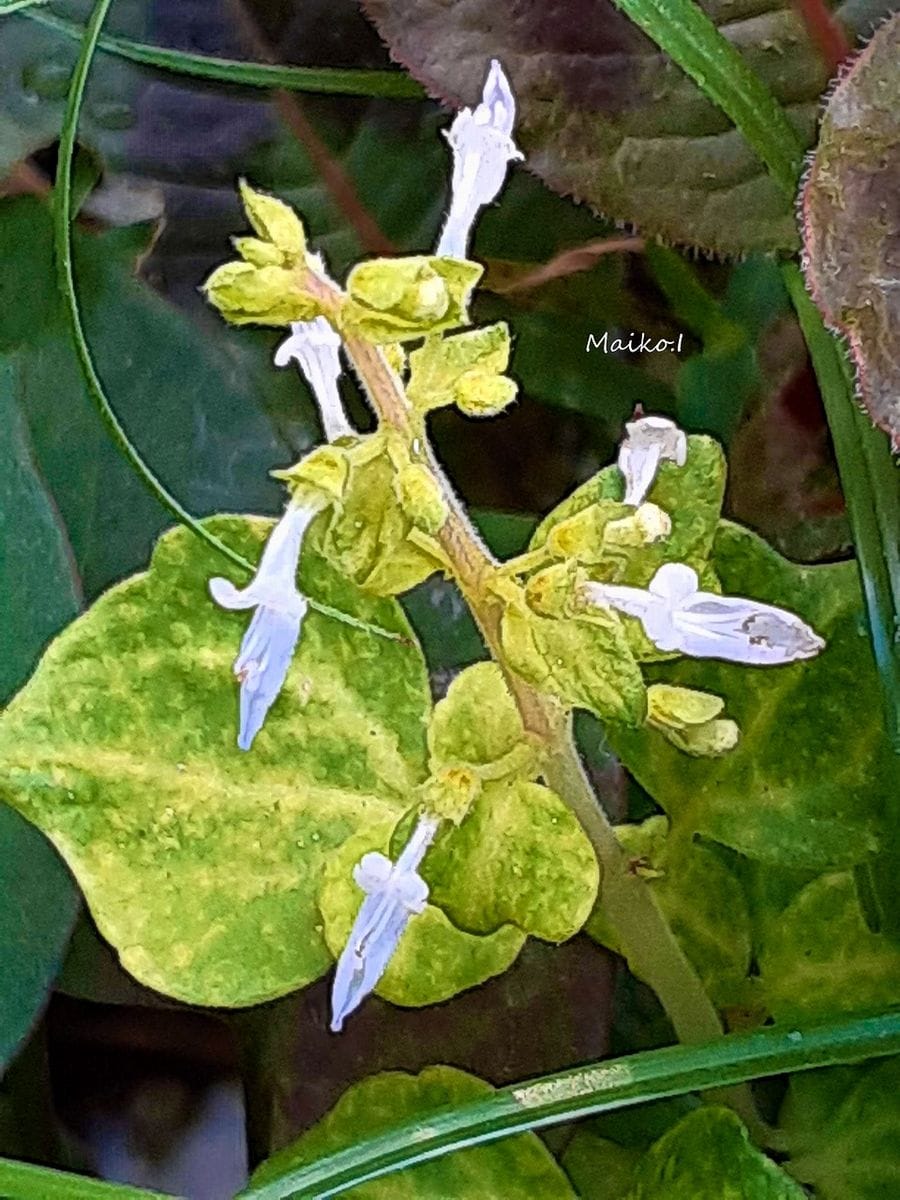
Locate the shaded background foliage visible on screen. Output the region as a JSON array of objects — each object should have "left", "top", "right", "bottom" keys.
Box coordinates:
[{"left": 0, "top": 0, "right": 896, "bottom": 1197}]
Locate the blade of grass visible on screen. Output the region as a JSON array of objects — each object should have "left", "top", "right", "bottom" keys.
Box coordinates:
[
  {"left": 608, "top": 0, "right": 805, "bottom": 197},
  {"left": 21, "top": 6, "right": 424, "bottom": 99},
  {"left": 50, "top": 0, "right": 407, "bottom": 642},
  {"left": 238, "top": 1009, "right": 900, "bottom": 1199},
  {"left": 0, "top": 1158, "right": 179, "bottom": 1200},
  {"left": 783, "top": 264, "right": 900, "bottom": 754}
]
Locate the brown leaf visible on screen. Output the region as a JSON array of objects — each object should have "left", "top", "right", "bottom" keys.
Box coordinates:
[
  {"left": 801, "top": 13, "right": 900, "bottom": 448},
  {"left": 362, "top": 0, "right": 888, "bottom": 255}
]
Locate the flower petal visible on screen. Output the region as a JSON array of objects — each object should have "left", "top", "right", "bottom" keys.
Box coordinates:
[
  {"left": 675, "top": 596, "right": 825, "bottom": 664},
  {"left": 233, "top": 604, "right": 304, "bottom": 750}
]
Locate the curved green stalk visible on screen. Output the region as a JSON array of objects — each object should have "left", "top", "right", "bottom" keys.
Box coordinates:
[
  {"left": 53, "top": 0, "right": 253, "bottom": 577},
  {"left": 238, "top": 1010, "right": 900, "bottom": 1199},
  {"left": 0, "top": 1158, "right": 177, "bottom": 1200},
  {"left": 23, "top": 6, "right": 424, "bottom": 99},
  {"left": 608, "top": 0, "right": 805, "bottom": 197},
  {"left": 51, "top": 0, "right": 406, "bottom": 643},
  {"left": 783, "top": 264, "right": 900, "bottom": 754}
]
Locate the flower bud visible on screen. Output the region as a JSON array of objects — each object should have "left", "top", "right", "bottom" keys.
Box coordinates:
[
  {"left": 646, "top": 683, "right": 739, "bottom": 757},
  {"left": 454, "top": 371, "right": 517, "bottom": 417},
  {"left": 342, "top": 256, "right": 482, "bottom": 343},
  {"left": 203, "top": 261, "right": 318, "bottom": 327},
  {"left": 418, "top": 766, "right": 481, "bottom": 825},
  {"left": 238, "top": 179, "right": 305, "bottom": 265}
]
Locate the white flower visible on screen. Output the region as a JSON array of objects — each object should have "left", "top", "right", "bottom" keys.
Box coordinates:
[
  {"left": 330, "top": 815, "right": 440, "bottom": 1032},
  {"left": 584, "top": 562, "right": 825, "bottom": 665},
  {"left": 274, "top": 316, "right": 354, "bottom": 443},
  {"left": 435, "top": 59, "right": 523, "bottom": 260},
  {"left": 209, "top": 502, "right": 319, "bottom": 750},
  {"left": 618, "top": 415, "right": 687, "bottom": 506}
]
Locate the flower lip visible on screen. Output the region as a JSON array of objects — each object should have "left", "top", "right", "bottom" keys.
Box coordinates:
[
  {"left": 330, "top": 815, "right": 440, "bottom": 1032},
  {"left": 436, "top": 60, "right": 523, "bottom": 261},
  {"left": 584, "top": 561, "right": 826, "bottom": 666},
  {"left": 210, "top": 503, "right": 317, "bottom": 749},
  {"left": 618, "top": 415, "right": 688, "bottom": 507},
  {"left": 274, "top": 316, "right": 354, "bottom": 443}
]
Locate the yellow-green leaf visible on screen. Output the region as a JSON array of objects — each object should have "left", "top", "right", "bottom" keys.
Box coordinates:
[
  {"left": 250, "top": 1066, "right": 577, "bottom": 1198},
  {"left": 0, "top": 517, "right": 431, "bottom": 1006}
]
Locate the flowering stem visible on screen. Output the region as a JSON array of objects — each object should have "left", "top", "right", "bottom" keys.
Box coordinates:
[{"left": 313, "top": 274, "right": 763, "bottom": 1131}]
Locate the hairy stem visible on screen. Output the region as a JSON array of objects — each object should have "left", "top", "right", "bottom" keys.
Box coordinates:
[{"left": 309, "top": 274, "right": 762, "bottom": 1128}]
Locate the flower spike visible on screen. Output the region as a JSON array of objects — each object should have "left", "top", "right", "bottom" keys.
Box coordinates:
[
  {"left": 274, "top": 316, "right": 354, "bottom": 443},
  {"left": 436, "top": 59, "right": 523, "bottom": 260},
  {"left": 330, "top": 815, "right": 440, "bottom": 1032},
  {"left": 210, "top": 501, "right": 319, "bottom": 749},
  {"left": 584, "top": 562, "right": 825, "bottom": 665},
  {"left": 618, "top": 415, "right": 687, "bottom": 506}
]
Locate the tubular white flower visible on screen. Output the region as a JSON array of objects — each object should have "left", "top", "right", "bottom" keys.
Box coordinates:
[
  {"left": 330, "top": 815, "right": 440, "bottom": 1033},
  {"left": 274, "top": 316, "right": 354, "bottom": 442},
  {"left": 584, "top": 562, "right": 825, "bottom": 665},
  {"left": 209, "top": 502, "right": 319, "bottom": 750},
  {"left": 618, "top": 415, "right": 688, "bottom": 506},
  {"left": 435, "top": 59, "right": 523, "bottom": 260}
]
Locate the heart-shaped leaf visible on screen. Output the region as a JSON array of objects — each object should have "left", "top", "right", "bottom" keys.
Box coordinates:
[
  {"left": 250, "top": 1065, "right": 577, "bottom": 1198},
  {"left": 780, "top": 1056, "right": 900, "bottom": 1199},
  {"left": 0, "top": 516, "right": 431, "bottom": 1006},
  {"left": 757, "top": 872, "right": 900, "bottom": 1021},
  {"left": 626, "top": 1106, "right": 806, "bottom": 1198},
  {"left": 608, "top": 522, "right": 891, "bottom": 871}
]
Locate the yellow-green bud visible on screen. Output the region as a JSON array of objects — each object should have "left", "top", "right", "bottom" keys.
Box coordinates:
[
  {"left": 407, "top": 323, "right": 513, "bottom": 414},
  {"left": 231, "top": 236, "right": 285, "bottom": 268},
  {"left": 342, "top": 256, "right": 482, "bottom": 343},
  {"left": 646, "top": 683, "right": 739, "bottom": 757},
  {"left": 603, "top": 502, "right": 672, "bottom": 550},
  {"left": 524, "top": 562, "right": 582, "bottom": 619},
  {"left": 394, "top": 464, "right": 448, "bottom": 535},
  {"left": 418, "top": 766, "right": 480, "bottom": 825},
  {"left": 454, "top": 370, "right": 518, "bottom": 417},
  {"left": 203, "top": 261, "right": 318, "bottom": 327},
  {"left": 546, "top": 505, "right": 620, "bottom": 563},
  {"left": 238, "top": 179, "right": 305, "bottom": 265},
  {"left": 272, "top": 445, "right": 349, "bottom": 502}
]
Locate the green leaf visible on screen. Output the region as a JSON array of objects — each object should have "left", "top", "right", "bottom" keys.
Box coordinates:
[
  {"left": 608, "top": 522, "right": 891, "bottom": 871},
  {"left": 0, "top": 196, "right": 310, "bottom": 599},
  {"left": 318, "top": 825, "right": 525, "bottom": 1008},
  {"left": 626, "top": 1106, "right": 806, "bottom": 1198},
  {"left": 0, "top": 805, "right": 79, "bottom": 1070},
  {"left": 428, "top": 662, "right": 528, "bottom": 776},
  {"left": 250, "top": 1066, "right": 577, "bottom": 1199},
  {"left": 0, "top": 516, "right": 431, "bottom": 1005},
  {"left": 362, "top": 0, "right": 890, "bottom": 254},
  {"left": 757, "top": 872, "right": 900, "bottom": 1022},
  {"left": 501, "top": 599, "right": 647, "bottom": 724},
  {"left": 562, "top": 1133, "right": 642, "bottom": 1199},
  {"left": 587, "top": 817, "right": 753, "bottom": 1009},
  {"left": 800, "top": 14, "right": 900, "bottom": 447},
  {"left": 0, "top": 356, "right": 81, "bottom": 1070},
  {"left": 0, "top": 358, "right": 81, "bottom": 703},
  {"left": 532, "top": 434, "right": 726, "bottom": 594},
  {"left": 780, "top": 1056, "right": 900, "bottom": 1199},
  {"left": 421, "top": 779, "right": 600, "bottom": 942}
]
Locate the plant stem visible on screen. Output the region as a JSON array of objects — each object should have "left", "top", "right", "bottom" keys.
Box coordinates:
[
  {"left": 308, "top": 275, "right": 757, "bottom": 1120},
  {"left": 20, "top": 6, "right": 424, "bottom": 99}
]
